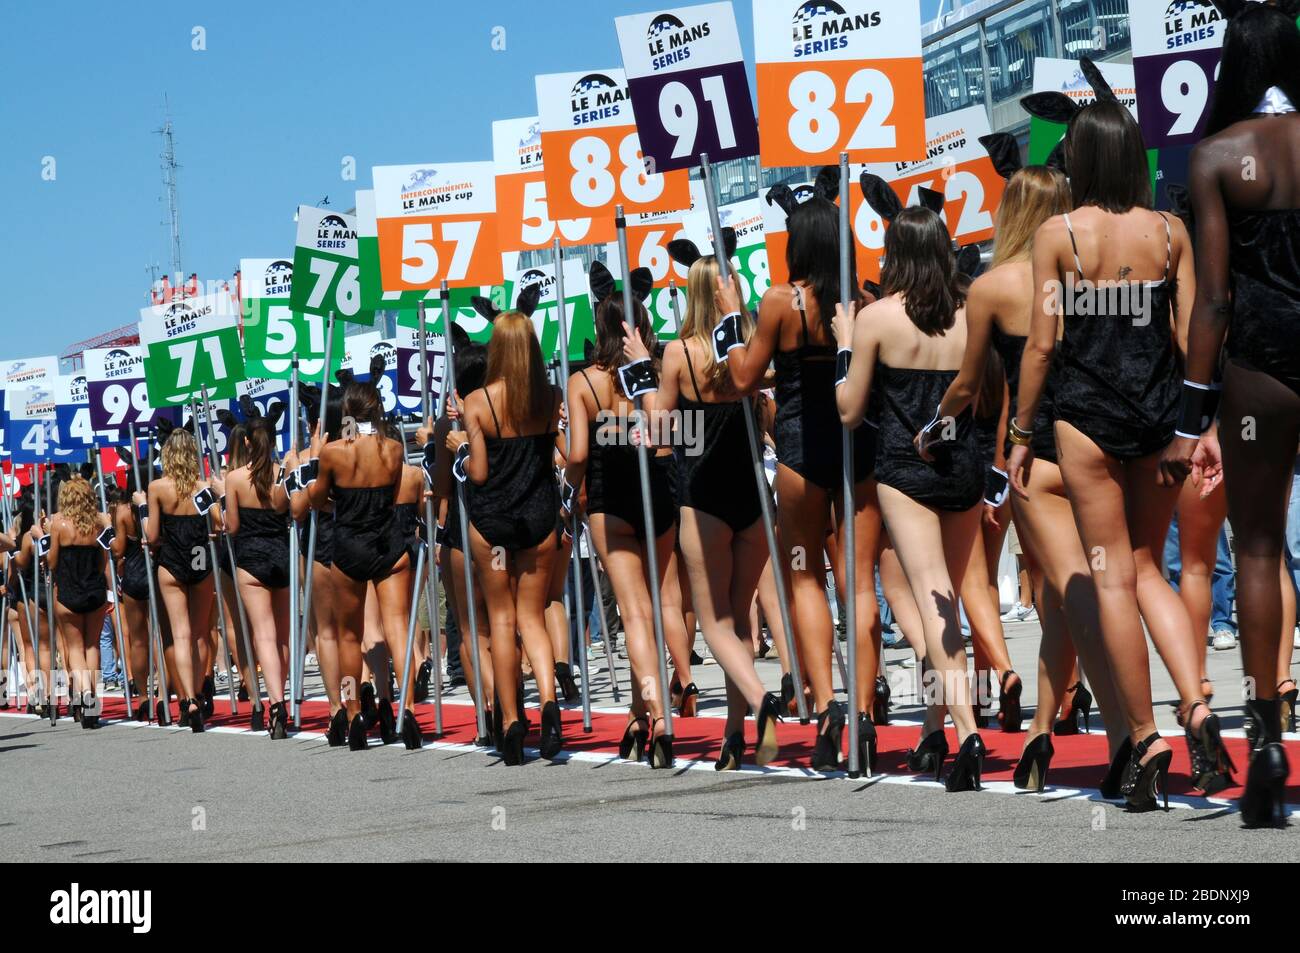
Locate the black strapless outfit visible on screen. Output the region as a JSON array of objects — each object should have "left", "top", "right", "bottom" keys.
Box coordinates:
[
  {"left": 54, "top": 543, "right": 106, "bottom": 614},
  {"left": 674, "top": 346, "right": 763, "bottom": 533},
  {"left": 580, "top": 371, "right": 674, "bottom": 541},
  {"left": 991, "top": 325, "right": 1059, "bottom": 464},
  {"left": 158, "top": 511, "right": 212, "bottom": 586},
  {"left": 234, "top": 506, "right": 290, "bottom": 589},
  {"left": 773, "top": 306, "right": 876, "bottom": 491},
  {"left": 874, "top": 366, "right": 983, "bottom": 512},
  {"left": 468, "top": 390, "right": 560, "bottom": 551},
  {"left": 331, "top": 485, "right": 407, "bottom": 582},
  {"left": 1225, "top": 208, "right": 1300, "bottom": 396},
  {"left": 120, "top": 535, "right": 151, "bottom": 602},
  {"left": 1053, "top": 213, "right": 1180, "bottom": 460}
]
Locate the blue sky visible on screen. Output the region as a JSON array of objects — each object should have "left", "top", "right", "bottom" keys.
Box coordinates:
[{"left": 1, "top": 0, "right": 945, "bottom": 356}]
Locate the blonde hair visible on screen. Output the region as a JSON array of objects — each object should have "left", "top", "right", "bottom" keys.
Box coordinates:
[
  {"left": 162, "top": 429, "right": 202, "bottom": 496},
  {"left": 58, "top": 476, "right": 98, "bottom": 537},
  {"left": 485, "top": 311, "right": 551, "bottom": 432},
  {"left": 680, "top": 256, "right": 751, "bottom": 392},
  {"left": 991, "top": 167, "right": 1072, "bottom": 268}
]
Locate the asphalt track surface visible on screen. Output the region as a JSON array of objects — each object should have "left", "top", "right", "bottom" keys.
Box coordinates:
[{"left": 3, "top": 619, "right": 1296, "bottom": 862}]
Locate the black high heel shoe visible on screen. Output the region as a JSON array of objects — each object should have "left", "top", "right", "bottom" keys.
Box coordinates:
[
  {"left": 347, "top": 713, "right": 368, "bottom": 750},
  {"left": 1184, "top": 702, "right": 1234, "bottom": 795},
  {"left": 250, "top": 704, "right": 265, "bottom": 732},
  {"left": 134, "top": 699, "right": 150, "bottom": 722},
  {"left": 1013, "top": 733, "right": 1054, "bottom": 792},
  {"left": 359, "top": 682, "right": 376, "bottom": 725},
  {"left": 177, "top": 698, "right": 190, "bottom": 728},
  {"left": 202, "top": 675, "right": 215, "bottom": 717},
  {"left": 1241, "top": 699, "right": 1289, "bottom": 829},
  {"left": 780, "top": 673, "right": 797, "bottom": 716},
  {"left": 1278, "top": 681, "right": 1298, "bottom": 735},
  {"left": 327, "top": 708, "right": 348, "bottom": 746},
  {"left": 1122, "top": 733, "right": 1172, "bottom": 812},
  {"left": 872, "top": 674, "right": 890, "bottom": 725},
  {"left": 647, "top": 717, "right": 673, "bottom": 769},
  {"left": 473, "top": 705, "right": 494, "bottom": 747},
  {"left": 755, "top": 693, "right": 782, "bottom": 767},
  {"left": 1098, "top": 737, "right": 1133, "bottom": 799},
  {"left": 269, "top": 701, "right": 288, "bottom": 740},
  {"left": 855, "top": 714, "right": 877, "bottom": 778},
  {"left": 810, "top": 702, "right": 844, "bottom": 772},
  {"left": 539, "top": 700, "right": 563, "bottom": 760},
  {"left": 715, "top": 732, "right": 745, "bottom": 771},
  {"left": 619, "top": 715, "right": 649, "bottom": 762},
  {"left": 414, "top": 659, "right": 433, "bottom": 703},
  {"left": 492, "top": 698, "right": 505, "bottom": 750},
  {"left": 186, "top": 698, "right": 204, "bottom": 734},
  {"left": 905, "top": 729, "right": 949, "bottom": 780},
  {"left": 945, "top": 734, "right": 986, "bottom": 792},
  {"left": 1053, "top": 682, "right": 1092, "bottom": 735},
  {"left": 678, "top": 683, "right": 699, "bottom": 718},
  {"left": 400, "top": 709, "right": 422, "bottom": 750},
  {"left": 375, "top": 698, "right": 397, "bottom": 745},
  {"left": 997, "top": 670, "right": 1023, "bottom": 733},
  {"left": 554, "top": 662, "right": 579, "bottom": 703},
  {"left": 72, "top": 702, "right": 83, "bottom": 724},
  {"left": 501, "top": 720, "right": 526, "bottom": 766}
]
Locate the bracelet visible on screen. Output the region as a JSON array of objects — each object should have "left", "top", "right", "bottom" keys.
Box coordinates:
[
  {"left": 1007, "top": 419, "right": 1033, "bottom": 447},
  {"left": 835, "top": 348, "right": 852, "bottom": 388},
  {"left": 618, "top": 358, "right": 658, "bottom": 398},
  {"left": 985, "top": 467, "right": 1010, "bottom": 507},
  {"left": 452, "top": 443, "right": 471, "bottom": 484},
  {"left": 1175, "top": 379, "right": 1222, "bottom": 440},
  {"left": 712, "top": 312, "right": 744, "bottom": 363}
]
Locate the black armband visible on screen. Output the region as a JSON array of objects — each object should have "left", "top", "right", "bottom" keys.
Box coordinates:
[
  {"left": 560, "top": 478, "right": 578, "bottom": 513},
  {"left": 984, "top": 467, "right": 1010, "bottom": 508},
  {"left": 618, "top": 358, "right": 658, "bottom": 398},
  {"left": 297, "top": 459, "right": 319, "bottom": 487},
  {"left": 422, "top": 440, "right": 437, "bottom": 487},
  {"left": 275, "top": 466, "right": 286, "bottom": 486},
  {"left": 1175, "top": 380, "right": 1222, "bottom": 440},
  {"left": 135, "top": 502, "right": 149, "bottom": 524},
  {"left": 835, "top": 348, "right": 852, "bottom": 387},
  {"left": 192, "top": 487, "right": 217, "bottom": 516},
  {"left": 284, "top": 469, "right": 301, "bottom": 495},
  {"left": 96, "top": 525, "right": 116, "bottom": 551},
  {"left": 435, "top": 523, "right": 449, "bottom": 547},
  {"left": 37, "top": 535, "right": 50, "bottom": 558},
  {"left": 452, "top": 443, "right": 471, "bottom": 484},
  {"left": 712, "top": 312, "right": 744, "bottom": 363}
]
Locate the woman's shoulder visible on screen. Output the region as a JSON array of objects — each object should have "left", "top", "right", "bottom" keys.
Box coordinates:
[{"left": 759, "top": 283, "right": 797, "bottom": 312}]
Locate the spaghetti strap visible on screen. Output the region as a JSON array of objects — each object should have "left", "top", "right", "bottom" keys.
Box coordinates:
[
  {"left": 1165, "top": 219, "right": 1173, "bottom": 282},
  {"left": 796, "top": 307, "right": 811, "bottom": 347},
  {"left": 1063, "top": 212, "right": 1085, "bottom": 279},
  {"left": 537, "top": 389, "right": 559, "bottom": 437},
  {"left": 681, "top": 341, "right": 704, "bottom": 402},
  {"left": 579, "top": 369, "right": 604, "bottom": 412},
  {"left": 484, "top": 388, "right": 502, "bottom": 438}
]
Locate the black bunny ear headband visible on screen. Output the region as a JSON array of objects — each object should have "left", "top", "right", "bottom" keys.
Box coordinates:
[
  {"left": 1019, "top": 56, "right": 1119, "bottom": 173},
  {"left": 665, "top": 227, "right": 739, "bottom": 270},
  {"left": 588, "top": 259, "right": 652, "bottom": 304},
  {"left": 764, "top": 164, "right": 841, "bottom": 217},
  {"left": 471, "top": 282, "right": 544, "bottom": 323}
]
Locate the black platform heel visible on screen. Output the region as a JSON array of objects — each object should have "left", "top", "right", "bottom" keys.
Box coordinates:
[
  {"left": 72, "top": 702, "right": 83, "bottom": 724},
  {"left": 945, "top": 733, "right": 986, "bottom": 792},
  {"left": 647, "top": 717, "right": 673, "bottom": 769},
  {"left": 755, "top": 692, "right": 782, "bottom": 767},
  {"left": 134, "top": 699, "right": 150, "bottom": 722},
  {"left": 250, "top": 704, "right": 265, "bottom": 732},
  {"left": 202, "top": 675, "right": 215, "bottom": 718},
  {"left": 780, "top": 672, "right": 797, "bottom": 716},
  {"left": 359, "top": 682, "right": 376, "bottom": 725},
  {"left": 501, "top": 720, "right": 526, "bottom": 766},
  {"left": 375, "top": 698, "right": 397, "bottom": 745},
  {"left": 1013, "top": 733, "right": 1054, "bottom": 792},
  {"left": 872, "top": 674, "right": 890, "bottom": 725},
  {"left": 1098, "top": 736, "right": 1133, "bottom": 799},
  {"left": 269, "top": 701, "right": 288, "bottom": 740},
  {"left": 997, "top": 670, "right": 1023, "bottom": 733},
  {"left": 619, "top": 715, "right": 649, "bottom": 761},
  {"left": 187, "top": 698, "right": 204, "bottom": 733},
  {"left": 414, "top": 659, "right": 433, "bottom": 703},
  {"left": 1053, "top": 682, "right": 1092, "bottom": 735},
  {"left": 1122, "top": 733, "right": 1172, "bottom": 812},
  {"left": 810, "top": 702, "right": 844, "bottom": 772},
  {"left": 400, "top": 709, "right": 421, "bottom": 750},
  {"left": 677, "top": 683, "right": 699, "bottom": 718},
  {"left": 327, "top": 708, "right": 348, "bottom": 746},
  {"left": 855, "top": 714, "right": 877, "bottom": 778},
  {"left": 1184, "top": 702, "right": 1234, "bottom": 795},
  {"left": 716, "top": 732, "right": 745, "bottom": 771},
  {"left": 1278, "top": 681, "right": 1298, "bottom": 735},
  {"left": 905, "top": 729, "right": 949, "bottom": 780},
  {"left": 554, "top": 662, "right": 579, "bottom": 703},
  {"left": 1241, "top": 699, "right": 1290, "bottom": 829},
  {"left": 472, "top": 705, "right": 494, "bottom": 747},
  {"left": 539, "top": 700, "right": 563, "bottom": 760},
  {"left": 347, "top": 712, "right": 368, "bottom": 750}
]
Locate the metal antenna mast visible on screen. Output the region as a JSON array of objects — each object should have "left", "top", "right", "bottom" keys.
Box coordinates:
[{"left": 157, "top": 97, "right": 183, "bottom": 297}]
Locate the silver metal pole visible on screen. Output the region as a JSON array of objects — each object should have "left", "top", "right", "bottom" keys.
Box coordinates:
[
  {"left": 553, "top": 238, "right": 592, "bottom": 731},
  {"left": 615, "top": 204, "right": 674, "bottom": 754},
  {"left": 189, "top": 395, "right": 238, "bottom": 715},
  {"left": 582, "top": 518, "right": 620, "bottom": 703},
  {"left": 91, "top": 448, "right": 132, "bottom": 720},
  {"left": 297, "top": 312, "right": 334, "bottom": 718},
  {"left": 838, "top": 152, "right": 860, "bottom": 778},
  {"left": 438, "top": 287, "right": 489, "bottom": 741},
  {"left": 131, "top": 426, "right": 169, "bottom": 722},
  {"left": 288, "top": 357, "right": 302, "bottom": 726},
  {"left": 394, "top": 539, "right": 425, "bottom": 740},
  {"left": 43, "top": 463, "right": 56, "bottom": 723}
]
